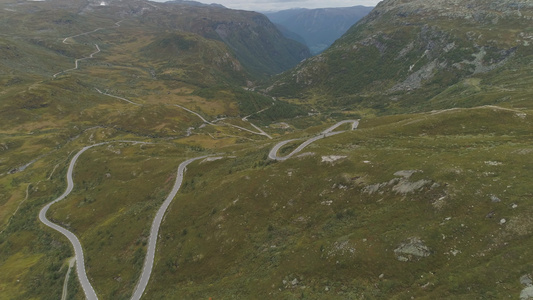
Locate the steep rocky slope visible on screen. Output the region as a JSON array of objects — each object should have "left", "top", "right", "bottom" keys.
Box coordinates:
[
  {"left": 268, "top": 0, "right": 533, "bottom": 114},
  {"left": 139, "top": 2, "right": 311, "bottom": 77}
]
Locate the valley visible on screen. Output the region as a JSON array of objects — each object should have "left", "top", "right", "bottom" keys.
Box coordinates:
[{"left": 1, "top": 0, "right": 533, "bottom": 299}]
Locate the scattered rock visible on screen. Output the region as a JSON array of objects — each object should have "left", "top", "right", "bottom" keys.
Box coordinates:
[
  {"left": 450, "top": 249, "right": 461, "bottom": 256},
  {"left": 432, "top": 195, "right": 447, "bottom": 210},
  {"left": 327, "top": 240, "right": 356, "bottom": 257},
  {"left": 490, "top": 195, "right": 502, "bottom": 203},
  {"left": 485, "top": 161, "right": 503, "bottom": 166},
  {"left": 392, "top": 179, "right": 432, "bottom": 194},
  {"left": 500, "top": 218, "right": 507, "bottom": 225},
  {"left": 394, "top": 237, "right": 431, "bottom": 262},
  {"left": 296, "top": 152, "right": 314, "bottom": 158},
  {"left": 321, "top": 155, "right": 347, "bottom": 163},
  {"left": 393, "top": 170, "right": 421, "bottom": 178},
  {"left": 521, "top": 287, "right": 533, "bottom": 299},
  {"left": 291, "top": 278, "right": 299, "bottom": 286},
  {"left": 364, "top": 170, "right": 435, "bottom": 195},
  {"left": 201, "top": 157, "right": 224, "bottom": 163},
  {"left": 521, "top": 274, "right": 532, "bottom": 287},
  {"left": 363, "top": 182, "right": 388, "bottom": 194}
]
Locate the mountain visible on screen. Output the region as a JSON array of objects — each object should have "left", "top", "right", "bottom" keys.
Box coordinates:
[
  {"left": 268, "top": 0, "right": 533, "bottom": 114},
  {"left": 3, "top": 0, "right": 533, "bottom": 299},
  {"left": 144, "top": 2, "right": 311, "bottom": 77},
  {"left": 264, "top": 6, "right": 374, "bottom": 54}
]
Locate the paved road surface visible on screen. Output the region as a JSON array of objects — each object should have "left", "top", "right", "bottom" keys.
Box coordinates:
[
  {"left": 175, "top": 104, "right": 213, "bottom": 124},
  {"left": 53, "top": 44, "right": 100, "bottom": 78},
  {"left": 95, "top": 88, "right": 142, "bottom": 106},
  {"left": 175, "top": 104, "right": 272, "bottom": 139},
  {"left": 131, "top": 156, "right": 209, "bottom": 300},
  {"left": 268, "top": 120, "right": 359, "bottom": 160},
  {"left": 39, "top": 143, "right": 105, "bottom": 300},
  {"left": 62, "top": 28, "right": 103, "bottom": 44},
  {"left": 39, "top": 141, "right": 149, "bottom": 300}
]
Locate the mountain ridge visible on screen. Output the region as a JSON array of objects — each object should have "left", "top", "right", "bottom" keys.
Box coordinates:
[{"left": 267, "top": 0, "right": 533, "bottom": 114}]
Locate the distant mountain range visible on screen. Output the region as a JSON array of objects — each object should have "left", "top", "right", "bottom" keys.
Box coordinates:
[{"left": 264, "top": 6, "right": 374, "bottom": 54}]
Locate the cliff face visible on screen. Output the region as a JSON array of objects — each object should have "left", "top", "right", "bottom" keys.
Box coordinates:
[
  {"left": 139, "top": 3, "right": 311, "bottom": 78},
  {"left": 268, "top": 0, "right": 533, "bottom": 113}
]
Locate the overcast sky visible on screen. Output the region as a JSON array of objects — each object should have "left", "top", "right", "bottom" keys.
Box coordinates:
[{"left": 155, "top": 0, "right": 381, "bottom": 12}]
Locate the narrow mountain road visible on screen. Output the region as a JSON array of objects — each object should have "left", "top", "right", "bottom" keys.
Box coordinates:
[
  {"left": 175, "top": 104, "right": 214, "bottom": 124},
  {"left": 223, "top": 122, "right": 273, "bottom": 139},
  {"left": 131, "top": 155, "right": 210, "bottom": 300},
  {"left": 268, "top": 120, "right": 359, "bottom": 160},
  {"left": 175, "top": 104, "right": 273, "bottom": 139},
  {"left": 242, "top": 102, "right": 274, "bottom": 121},
  {"left": 62, "top": 28, "right": 104, "bottom": 44},
  {"left": 39, "top": 141, "right": 149, "bottom": 300},
  {"left": 95, "top": 88, "right": 142, "bottom": 106},
  {"left": 39, "top": 143, "right": 104, "bottom": 300},
  {"left": 53, "top": 44, "right": 100, "bottom": 78}
]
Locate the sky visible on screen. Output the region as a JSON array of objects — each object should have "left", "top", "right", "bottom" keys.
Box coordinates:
[{"left": 154, "top": 0, "right": 381, "bottom": 12}]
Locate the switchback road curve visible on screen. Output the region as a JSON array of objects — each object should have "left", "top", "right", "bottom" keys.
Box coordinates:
[{"left": 268, "top": 120, "right": 359, "bottom": 161}]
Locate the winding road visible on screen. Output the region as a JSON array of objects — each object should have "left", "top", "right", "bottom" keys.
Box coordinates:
[
  {"left": 53, "top": 44, "right": 100, "bottom": 78},
  {"left": 130, "top": 155, "right": 210, "bottom": 300},
  {"left": 39, "top": 143, "right": 105, "bottom": 300},
  {"left": 268, "top": 120, "right": 359, "bottom": 161},
  {"left": 41, "top": 17, "right": 361, "bottom": 300},
  {"left": 175, "top": 104, "right": 273, "bottom": 139},
  {"left": 175, "top": 104, "right": 214, "bottom": 124},
  {"left": 38, "top": 139, "right": 215, "bottom": 300},
  {"left": 38, "top": 141, "right": 149, "bottom": 300},
  {"left": 62, "top": 28, "right": 104, "bottom": 45},
  {"left": 95, "top": 88, "right": 142, "bottom": 106}
]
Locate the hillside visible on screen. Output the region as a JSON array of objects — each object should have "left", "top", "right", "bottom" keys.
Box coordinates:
[
  {"left": 268, "top": 0, "right": 533, "bottom": 115},
  {"left": 2, "top": 0, "right": 533, "bottom": 299},
  {"left": 264, "top": 6, "right": 374, "bottom": 54},
  {"left": 141, "top": 2, "right": 311, "bottom": 77}
]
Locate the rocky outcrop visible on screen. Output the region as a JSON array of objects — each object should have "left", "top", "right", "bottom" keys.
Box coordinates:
[
  {"left": 394, "top": 237, "right": 431, "bottom": 262},
  {"left": 521, "top": 274, "right": 533, "bottom": 299},
  {"left": 363, "top": 170, "right": 435, "bottom": 195}
]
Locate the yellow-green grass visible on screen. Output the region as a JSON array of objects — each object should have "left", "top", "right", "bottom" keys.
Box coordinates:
[
  {"left": 136, "top": 107, "right": 533, "bottom": 299},
  {"left": 0, "top": 252, "right": 44, "bottom": 299}
]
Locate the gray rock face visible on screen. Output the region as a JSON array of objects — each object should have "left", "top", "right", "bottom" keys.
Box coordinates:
[
  {"left": 394, "top": 237, "right": 431, "bottom": 262},
  {"left": 363, "top": 170, "right": 433, "bottom": 195},
  {"left": 521, "top": 274, "right": 533, "bottom": 299},
  {"left": 521, "top": 287, "right": 533, "bottom": 299},
  {"left": 521, "top": 274, "right": 533, "bottom": 286}
]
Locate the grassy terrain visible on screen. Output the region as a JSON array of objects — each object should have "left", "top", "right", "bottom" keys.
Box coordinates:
[
  {"left": 143, "top": 107, "right": 533, "bottom": 299},
  {"left": 1, "top": 0, "right": 533, "bottom": 299}
]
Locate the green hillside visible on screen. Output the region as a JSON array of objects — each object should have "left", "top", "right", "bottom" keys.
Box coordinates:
[
  {"left": 268, "top": 0, "right": 533, "bottom": 115},
  {"left": 1, "top": 0, "right": 533, "bottom": 299}
]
